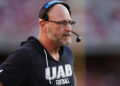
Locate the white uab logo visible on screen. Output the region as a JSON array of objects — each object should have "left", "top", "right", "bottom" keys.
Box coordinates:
[
  {"left": 45, "top": 64, "right": 72, "bottom": 85},
  {"left": 0, "top": 69, "right": 3, "bottom": 73},
  {"left": 45, "top": 64, "right": 72, "bottom": 80}
]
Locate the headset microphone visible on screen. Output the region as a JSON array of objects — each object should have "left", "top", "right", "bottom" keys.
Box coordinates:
[{"left": 71, "top": 31, "right": 82, "bottom": 42}]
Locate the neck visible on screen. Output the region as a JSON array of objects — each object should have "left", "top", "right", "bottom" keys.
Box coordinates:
[
  {"left": 38, "top": 34, "right": 61, "bottom": 62},
  {"left": 38, "top": 34, "right": 60, "bottom": 55}
]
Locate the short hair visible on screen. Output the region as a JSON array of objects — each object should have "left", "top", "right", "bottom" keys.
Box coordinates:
[{"left": 38, "top": 0, "right": 71, "bottom": 20}]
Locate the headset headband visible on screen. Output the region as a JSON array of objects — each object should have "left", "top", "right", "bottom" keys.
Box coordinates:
[{"left": 38, "top": 0, "right": 71, "bottom": 20}]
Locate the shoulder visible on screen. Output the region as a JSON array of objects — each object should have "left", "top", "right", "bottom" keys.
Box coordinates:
[
  {"left": 0, "top": 47, "right": 32, "bottom": 85},
  {"left": 62, "top": 46, "right": 74, "bottom": 64},
  {"left": 63, "top": 46, "right": 74, "bottom": 59},
  {"left": 9, "top": 46, "right": 31, "bottom": 59},
  {"left": 1, "top": 46, "right": 33, "bottom": 67},
  {"left": 11, "top": 44, "right": 36, "bottom": 58},
  {"left": 0, "top": 46, "right": 33, "bottom": 77},
  {"left": 63, "top": 46, "right": 73, "bottom": 54}
]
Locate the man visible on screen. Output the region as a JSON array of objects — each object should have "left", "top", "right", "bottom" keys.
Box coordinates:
[{"left": 0, "top": 0, "right": 76, "bottom": 86}]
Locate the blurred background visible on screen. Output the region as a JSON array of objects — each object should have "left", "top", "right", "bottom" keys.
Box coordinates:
[{"left": 0, "top": 0, "right": 120, "bottom": 86}]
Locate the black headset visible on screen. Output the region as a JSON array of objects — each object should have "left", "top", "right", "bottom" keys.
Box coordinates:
[
  {"left": 38, "top": 1, "right": 71, "bottom": 20},
  {"left": 38, "top": 0, "right": 82, "bottom": 42}
]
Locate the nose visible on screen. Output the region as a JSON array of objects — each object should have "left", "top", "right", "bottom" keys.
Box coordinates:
[{"left": 64, "top": 24, "right": 72, "bottom": 32}]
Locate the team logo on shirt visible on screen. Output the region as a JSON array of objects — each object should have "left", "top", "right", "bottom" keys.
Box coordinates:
[
  {"left": 0, "top": 69, "right": 3, "bottom": 73},
  {"left": 45, "top": 64, "right": 72, "bottom": 85}
]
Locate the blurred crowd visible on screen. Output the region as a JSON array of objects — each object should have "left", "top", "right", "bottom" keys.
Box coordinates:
[{"left": 86, "top": 0, "right": 120, "bottom": 53}]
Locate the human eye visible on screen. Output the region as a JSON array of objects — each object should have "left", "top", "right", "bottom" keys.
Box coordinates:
[
  {"left": 58, "top": 21, "right": 67, "bottom": 26},
  {"left": 59, "top": 21, "right": 66, "bottom": 24}
]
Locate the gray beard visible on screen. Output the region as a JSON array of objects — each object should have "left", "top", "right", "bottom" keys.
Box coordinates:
[{"left": 48, "top": 33, "right": 71, "bottom": 46}]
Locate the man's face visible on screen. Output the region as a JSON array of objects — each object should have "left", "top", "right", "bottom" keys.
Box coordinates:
[{"left": 47, "top": 4, "right": 72, "bottom": 46}]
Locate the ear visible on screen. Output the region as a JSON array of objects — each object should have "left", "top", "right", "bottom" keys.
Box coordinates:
[
  {"left": 43, "top": 24, "right": 49, "bottom": 33},
  {"left": 39, "top": 19, "right": 46, "bottom": 28},
  {"left": 39, "top": 19, "right": 49, "bottom": 33}
]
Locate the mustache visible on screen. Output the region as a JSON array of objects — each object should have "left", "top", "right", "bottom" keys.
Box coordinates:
[{"left": 63, "top": 32, "right": 71, "bottom": 36}]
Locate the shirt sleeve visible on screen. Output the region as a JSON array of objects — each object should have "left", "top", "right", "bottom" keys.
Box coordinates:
[{"left": 0, "top": 49, "right": 31, "bottom": 86}]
